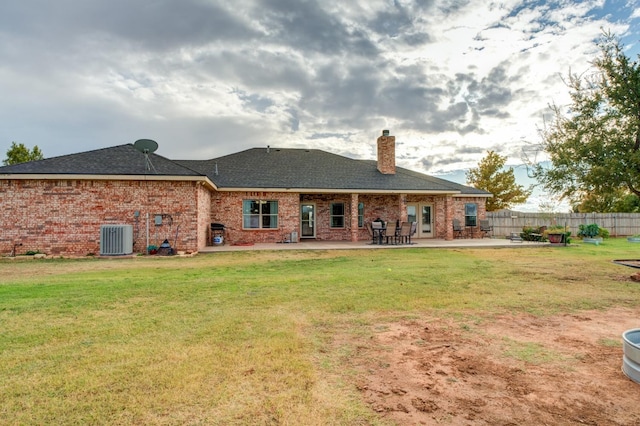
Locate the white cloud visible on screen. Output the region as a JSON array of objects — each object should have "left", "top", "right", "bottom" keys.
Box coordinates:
[{"left": 0, "top": 0, "right": 638, "bottom": 208}]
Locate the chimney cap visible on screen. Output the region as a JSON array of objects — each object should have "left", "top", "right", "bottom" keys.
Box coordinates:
[{"left": 382, "top": 129, "right": 390, "bottom": 136}]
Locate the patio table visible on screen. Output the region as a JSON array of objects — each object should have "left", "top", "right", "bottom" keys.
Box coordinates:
[{"left": 371, "top": 222, "right": 385, "bottom": 244}]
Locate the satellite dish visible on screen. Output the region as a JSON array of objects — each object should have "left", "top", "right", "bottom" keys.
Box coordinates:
[
  {"left": 133, "top": 139, "right": 159, "bottom": 173},
  {"left": 133, "top": 139, "right": 158, "bottom": 154}
]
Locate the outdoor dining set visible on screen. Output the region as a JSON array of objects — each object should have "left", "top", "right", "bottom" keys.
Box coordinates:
[{"left": 366, "top": 220, "right": 417, "bottom": 245}]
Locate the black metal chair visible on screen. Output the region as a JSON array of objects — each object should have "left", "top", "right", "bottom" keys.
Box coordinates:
[
  {"left": 453, "top": 219, "right": 464, "bottom": 238},
  {"left": 479, "top": 219, "right": 493, "bottom": 238}
]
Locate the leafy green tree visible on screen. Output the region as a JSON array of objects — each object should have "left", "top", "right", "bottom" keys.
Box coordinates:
[
  {"left": 3, "top": 142, "right": 44, "bottom": 165},
  {"left": 613, "top": 194, "right": 640, "bottom": 212},
  {"left": 533, "top": 32, "right": 640, "bottom": 212},
  {"left": 466, "top": 150, "right": 532, "bottom": 211},
  {"left": 573, "top": 190, "right": 640, "bottom": 213}
]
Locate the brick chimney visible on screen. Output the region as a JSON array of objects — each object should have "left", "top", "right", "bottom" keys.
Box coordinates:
[{"left": 377, "top": 129, "right": 396, "bottom": 174}]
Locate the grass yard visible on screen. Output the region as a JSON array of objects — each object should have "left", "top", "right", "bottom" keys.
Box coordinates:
[{"left": 2, "top": 240, "right": 640, "bottom": 425}]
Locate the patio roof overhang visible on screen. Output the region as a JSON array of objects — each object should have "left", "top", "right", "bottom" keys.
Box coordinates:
[{"left": 213, "top": 186, "right": 491, "bottom": 197}]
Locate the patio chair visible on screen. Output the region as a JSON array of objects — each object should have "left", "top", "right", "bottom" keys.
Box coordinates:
[
  {"left": 371, "top": 221, "right": 384, "bottom": 244},
  {"left": 407, "top": 221, "right": 417, "bottom": 244},
  {"left": 384, "top": 221, "right": 398, "bottom": 244},
  {"left": 479, "top": 219, "right": 492, "bottom": 238},
  {"left": 366, "top": 222, "right": 375, "bottom": 244},
  {"left": 398, "top": 222, "right": 412, "bottom": 244},
  {"left": 453, "top": 219, "right": 464, "bottom": 238}
]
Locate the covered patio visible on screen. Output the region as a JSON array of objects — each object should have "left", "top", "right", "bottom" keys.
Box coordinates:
[{"left": 199, "top": 237, "right": 540, "bottom": 253}]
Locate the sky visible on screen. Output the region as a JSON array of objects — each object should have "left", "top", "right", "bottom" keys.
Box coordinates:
[{"left": 1, "top": 0, "right": 639, "bottom": 211}]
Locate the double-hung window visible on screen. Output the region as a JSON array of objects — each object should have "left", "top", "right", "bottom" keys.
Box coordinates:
[
  {"left": 330, "top": 202, "right": 345, "bottom": 228},
  {"left": 464, "top": 203, "right": 477, "bottom": 227},
  {"left": 243, "top": 200, "right": 278, "bottom": 229},
  {"left": 358, "top": 202, "right": 364, "bottom": 228}
]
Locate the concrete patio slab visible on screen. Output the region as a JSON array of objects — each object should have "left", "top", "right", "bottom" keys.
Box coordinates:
[{"left": 199, "top": 237, "right": 547, "bottom": 252}]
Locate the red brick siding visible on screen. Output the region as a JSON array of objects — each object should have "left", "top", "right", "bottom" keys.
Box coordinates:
[
  {"left": 452, "top": 197, "right": 487, "bottom": 225},
  {"left": 196, "top": 184, "right": 212, "bottom": 248},
  {"left": 210, "top": 191, "right": 300, "bottom": 244},
  {"left": 404, "top": 195, "right": 487, "bottom": 239},
  {"left": 210, "top": 192, "right": 411, "bottom": 244},
  {"left": 206, "top": 192, "right": 487, "bottom": 244},
  {"left": 301, "top": 194, "right": 410, "bottom": 241},
  {"left": 376, "top": 135, "right": 396, "bottom": 174},
  {"left": 1, "top": 177, "right": 488, "bottom": 255},
  {"left": 300, "top": 194, "right": 353, "bottom": 241},
  {"left": 0, "top": 179, "right": 203, "bottom": 256}
]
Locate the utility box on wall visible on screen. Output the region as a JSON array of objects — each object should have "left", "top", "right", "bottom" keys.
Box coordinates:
[{"left": 100, "top": 225, "right": 134, "bottom": 255}]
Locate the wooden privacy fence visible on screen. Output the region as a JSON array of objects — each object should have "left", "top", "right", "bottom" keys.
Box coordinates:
[{"left": 485, "top": 211, "right": 640, "bottom": 238}]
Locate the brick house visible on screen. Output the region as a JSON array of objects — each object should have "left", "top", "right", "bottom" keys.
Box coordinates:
[{"left": 0, "top": 131, "right": 490, "bottom": 256}]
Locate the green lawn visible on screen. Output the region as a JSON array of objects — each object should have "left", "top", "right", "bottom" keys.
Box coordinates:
[{"left": 1, "top": 240, "right": 639, "bottom": 425}]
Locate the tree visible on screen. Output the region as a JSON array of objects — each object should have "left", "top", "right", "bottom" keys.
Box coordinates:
[
  {"left": 466, "top": 150, "right": 532, "bottom": 211},
  {"left": 3, "top": 142, "right": 44, "bottom": 165},
  {"left": 573, "top": 189, "right": 640, "bottom": 213},
  {"left": 532, "top": 32, "right": 640, "bottom": 212}
]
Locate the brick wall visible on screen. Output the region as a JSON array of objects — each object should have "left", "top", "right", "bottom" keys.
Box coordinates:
[
  {"left": 1, "top": 177, "right": 488, "bottom": 255},
  {"left": 210, "top": 192, "right": 409, "bottom": 244},
  {"left": 210, "top": 191, "right": 300, "bottom": 244},
  {"left": 405, "top": 195, "right": 487, "bottom": 239},
  {"left": 207, "top": 192, "right": 486, "bottom": 244},
  {"left": 196, "top": 184, "right": 212, "bottom": 248},
  {"left": 0, "top": 179, "right": 203, "bottom": 256},
  {"left": 451, "top": 197, "right": 487, "bottom": 223},
  {"left": 301, "top": 194, "right": 354, "bottom": 241},
  {"left": 376, "top": 134, "right": 396, "bottom": 174}
]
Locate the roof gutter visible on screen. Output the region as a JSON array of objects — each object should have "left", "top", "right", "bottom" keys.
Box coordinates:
[
  {"left": 213, "top": 186, "right": 465, "bottom": 195},
  {"left": 0, "top": 173, "right": 218, "bottom": 191}
]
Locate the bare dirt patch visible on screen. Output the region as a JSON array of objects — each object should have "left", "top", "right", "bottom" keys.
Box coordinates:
[{"left": 352, "top": 307, "right": 640, "bottom": 425}]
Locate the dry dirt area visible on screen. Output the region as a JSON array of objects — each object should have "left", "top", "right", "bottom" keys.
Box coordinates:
[{"left": 352, "top": 307, "right": 640, "bottom": 425}]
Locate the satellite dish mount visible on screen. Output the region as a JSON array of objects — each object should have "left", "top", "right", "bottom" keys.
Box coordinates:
[{"left": 133, "top": 139, "right": 159, "bottom": 173}]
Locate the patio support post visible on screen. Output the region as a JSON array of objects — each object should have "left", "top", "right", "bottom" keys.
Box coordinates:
[
  {"left": 398, "top": 194, "right": 408, "bottom": 223},
  {"left": 444, "top": 195, "right": 454, "bottom": 241},
  {"left": 350, "top": 193, "right": 360, "bottom": 242}
]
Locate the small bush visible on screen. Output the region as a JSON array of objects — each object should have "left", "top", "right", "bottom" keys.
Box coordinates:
[
  {"left": 578, "top": 224, "right": 600, "bottom": 238},
  {"left": 521, "top": 226, "right": 549, "bottom": 242},
  {"left": 578, "top": 224, "right": 609, "bottom": 239},
  {"left": 520, "top": 226, "right": 539, "bottom": 241}
]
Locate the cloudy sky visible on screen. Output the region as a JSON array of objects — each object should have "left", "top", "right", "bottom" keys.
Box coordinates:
[{"left": 1, "top": 0, "right": 639, "bottom": 208}]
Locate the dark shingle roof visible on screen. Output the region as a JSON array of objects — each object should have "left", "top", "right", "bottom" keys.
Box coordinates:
[
  {"left": 176, "top": 148, "right": 489, "bottom": 195},
  {"left": 0, "top": 144, "right": 489, "bottom": 195},
  {"left": 0, "top": 144, "right": 200, "bottom": 176}
]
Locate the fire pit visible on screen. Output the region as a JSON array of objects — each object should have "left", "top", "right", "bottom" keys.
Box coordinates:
[
  {"left": 623, "top": 329, "right": 640, "bottom": 384},
  {"left": 613, "top": 259, "right": 640, "bottom": 269},
  {"left": 612, "top": 260, "right": 640, "bottom": 281}
]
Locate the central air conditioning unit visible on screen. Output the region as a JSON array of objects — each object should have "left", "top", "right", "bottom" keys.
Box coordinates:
[{"left": 100, "top": 224, "right": 134, "bottom": 255}]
